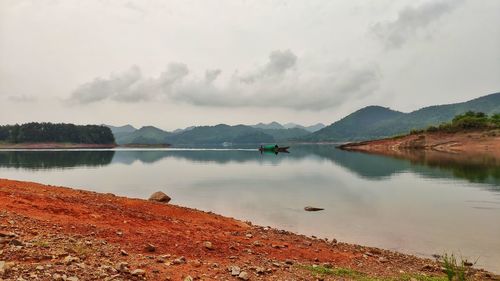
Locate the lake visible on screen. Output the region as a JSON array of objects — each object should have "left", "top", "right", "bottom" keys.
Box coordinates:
[{"left": 0, "top": 145, "right": 499, "bottom": 272}]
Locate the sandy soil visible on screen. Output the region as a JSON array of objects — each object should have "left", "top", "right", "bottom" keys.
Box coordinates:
[{"left": 0, "top": 179, "right": 497, "bottom": 281}]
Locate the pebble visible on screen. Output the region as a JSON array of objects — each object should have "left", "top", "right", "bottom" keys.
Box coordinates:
[
  {"left": 255, "top": 267, "right": 265, "bottom": 274},
  {"left": 131, "top": 269, "right": 146, "bottom": 276},
  {"left": 304, "top": 206, "right": 324, "bottom": 212},
  {"left": 172, "top": 257, "right": 186, "bottom": 265},
  {"left": 238, "top": 271, "right": 249, "bottom": 280},
  {"left": 64, "top": 256, "right": 80, "bottom": 265},
  {"left": 184, "top": 276, "right": 193, "bottom": 281},
  {"left": 145, "top": 243, "right": 156, "bottom": 252},
  {"left": 116, "top": 262, "right": 129, "bottom": 273},
  {"left": 378, "top": 257, "right": 389, "bottom": 263},
  {"left": 203, "top": 241, "right": 214, "bottom": 250},
  {"left": 148, "top": 191, "right": 171, "bottom": 203},
  {"left": 10, "top": 239, "right": 23, "bottom": 246},
  {"left": 230, "top": 266, "right": 241, "bottom": 276}
]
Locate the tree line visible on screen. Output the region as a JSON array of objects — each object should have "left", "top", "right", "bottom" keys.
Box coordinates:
[
  {"left": 411, "top": 111, "right": 500, "bottom": 134},
  {"left": 0, "top": 123, "right": 115, "bottom": 144}
]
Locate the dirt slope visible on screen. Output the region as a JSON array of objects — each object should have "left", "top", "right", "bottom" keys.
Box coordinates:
[{"left": 0, "top": 179, "right": 497, "bottom": 280}]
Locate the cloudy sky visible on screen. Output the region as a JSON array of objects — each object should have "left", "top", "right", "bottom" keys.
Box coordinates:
[{"left": 1, "top": 0, "right": 499, "bottom": 130}]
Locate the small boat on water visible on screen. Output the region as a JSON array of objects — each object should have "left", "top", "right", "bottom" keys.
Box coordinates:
[{"left": 259, "top": 144, "right": 290, "bottom": 153}]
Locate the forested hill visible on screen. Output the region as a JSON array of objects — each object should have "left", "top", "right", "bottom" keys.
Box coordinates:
[
  {"left": 302, "top": 92, "right": 500, "bottom": 142},
  {"left": 0, "top": 123, "right": 115, "bottom": 144}
]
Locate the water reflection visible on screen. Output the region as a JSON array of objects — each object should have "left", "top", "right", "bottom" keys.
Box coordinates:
[
  {"left": 0, "top": 150, "right": 114, "bottom": 170},
  {"left": 0, "top": 147, "right": 499, "bottom": 187},
  {"left": 0, "top": 146, "right": 499, "bottom": 272}
]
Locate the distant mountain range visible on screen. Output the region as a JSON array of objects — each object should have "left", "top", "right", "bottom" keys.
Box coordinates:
[
  {"left": 111, "top": 126, "right": 172, "bottom": 145},
  {"left": 302, "top": 92, "right": 500, "bottom": 142},
  {"left": 251, "top": 122, "right": 325, "bottom": 132},
  {"left": 106, "top": 92, "right": 500, "bottom": 145},
  {"left": 106, "top": 122, "right": 319, "bottom": 145}
]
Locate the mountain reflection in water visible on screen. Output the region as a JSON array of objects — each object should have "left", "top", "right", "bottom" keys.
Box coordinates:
[
  {"left": 1, "top": 146, "right": 499, "bottom": 272},
  {"left": 1, "top": 146, "right": 498, "bottom": 188}
]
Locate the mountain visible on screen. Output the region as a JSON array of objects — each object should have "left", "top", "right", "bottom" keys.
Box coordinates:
[
  {"left": 259, "top": 127, "right": 311, "bottom": 141},
  {"left": 305, "top": 123, "right": 326, "bottom": 132},
  {"left": 284, "top": 122, "right": 325, "bottom": 132},
  {"left": 303, "top": 92, "right": 500, "bottom": 142},
  {"left": 105, "top": 124, "right": 137, "bottom": 134},
  {"left": 251, "top": 122, "right": 285, "bottom": 130},
  {"left": 165, "top": 124, "right": 274, "bottom": 145},
  {"left": 107, "top": 123, "right": 309, "bottom": 146},
  {"left": 172, "top": 126, "right": 195, "bottom": 134},
  {"left": 114, "top": 126, "right": 172, "bottom": 145},
  {"left": 253, "top": 122, "right": 325, "bottom": 132}
]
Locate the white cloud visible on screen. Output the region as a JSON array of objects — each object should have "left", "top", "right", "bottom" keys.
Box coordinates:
[
  {"left": 69, "top": 63, "right": 189, "bottom": 104},
  {"left": 69, "top": 50, "right": 380, "bottom": 110}
]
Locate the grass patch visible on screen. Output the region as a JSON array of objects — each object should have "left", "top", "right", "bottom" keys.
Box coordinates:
[
  {"left": 33, "top": 240, "right": 50, "bottom": 248},
  {"left": 301, "top": 265, "right": 364, "bottom": 278},
  {"left": 399, "top": 274, "right": 448, "bottom": 281},
  {"left": 442, "top": 253, "right": 475, "bottom": 281},
  {"left": 300, "top": 265, "right": 447, "bottom": 281}
]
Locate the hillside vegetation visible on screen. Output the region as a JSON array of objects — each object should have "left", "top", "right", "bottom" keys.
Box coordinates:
[
  {"left": 107, "top": 92, "right": 500, "bottom": 145},
  {"left": 412, "top": 111, "right": 500, "bottom": 134},
  {"left": 113, "top": 126, "right": 172, "bottom": 145},
  {"left": 108, "top": 123, "right": 311, "bottom": 145},
  {"left": 0, "top": 123, "right": 115, "bottom": 144},
  {"left": 303, "top": 92, "right": 500, "bottom": 142}
]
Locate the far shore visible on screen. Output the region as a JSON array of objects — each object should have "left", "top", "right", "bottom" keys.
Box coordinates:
[
  {"left": 339, "top": 129, "right": 500, "bottom": 158},
  {"left": 0, "top": 178, "right": 497, "bottom": 280}
]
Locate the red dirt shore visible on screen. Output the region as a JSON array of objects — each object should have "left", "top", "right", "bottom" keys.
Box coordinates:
[
  {"left": 339, "top": 130, "right": 500, "bottom": 157},
  {"left": 0, "top": 179, "right": 497, "bottom": 281}
]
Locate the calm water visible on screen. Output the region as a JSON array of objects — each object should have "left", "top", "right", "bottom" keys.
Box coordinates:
[{"left": 0, "top": 146, "right": 499, "bottom": 272}]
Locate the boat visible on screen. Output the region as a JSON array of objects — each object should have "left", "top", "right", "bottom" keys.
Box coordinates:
[{"left": 258, "top": 145, "right": 290, "bottom": 153}]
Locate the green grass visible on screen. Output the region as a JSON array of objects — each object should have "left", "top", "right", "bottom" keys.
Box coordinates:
[
  {"left": 442, "top": 253, "right": 474, "bottom": 281},
  {"left": 302, "top": 265, "right": 364, "bottom": 278},
  {"left": 33, "top": 240, "right": 50, "bottom": 248},
  {"left": 300, "top": 265, "right": 447, "bottom": 281},
  {"left": 399, "top": 274, "right": 448, "bottom": 281}
]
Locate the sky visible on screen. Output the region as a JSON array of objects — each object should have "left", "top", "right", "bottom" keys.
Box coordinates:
[{"left": 1, "top": 0, "right": 499, "bottom": 131}]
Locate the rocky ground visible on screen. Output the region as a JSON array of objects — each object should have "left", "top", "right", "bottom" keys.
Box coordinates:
[{"left": 0, "top": 179, "right": 498, "bottom": 281}]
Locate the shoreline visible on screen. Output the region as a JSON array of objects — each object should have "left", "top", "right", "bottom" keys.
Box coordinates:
[
  {"left": 0, "top": 179, "right": 497, "bottom": 280},
  {"left": 338, "top": 130, "right": 500, "bottom": 157}
]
